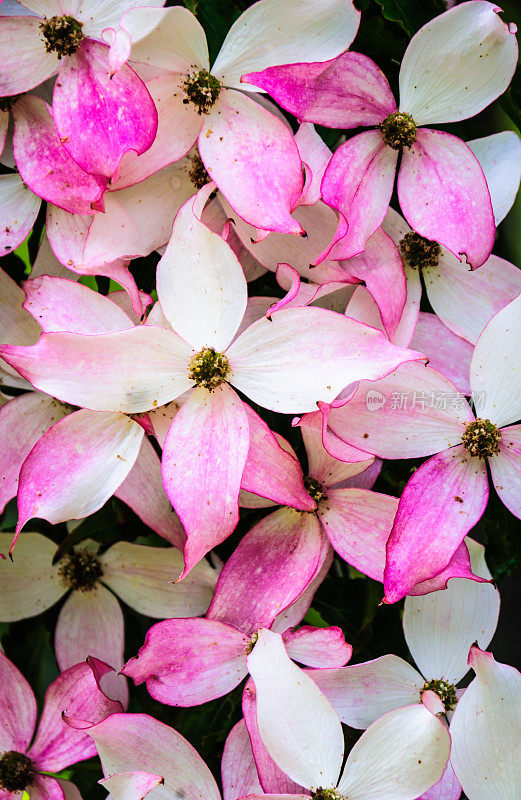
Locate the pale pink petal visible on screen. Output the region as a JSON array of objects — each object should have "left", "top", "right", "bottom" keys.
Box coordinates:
[
  {"left": 114, "top": 435, "right": 185, "bottom": 550},
  {"left": 29, "top": 775, "right": 65, "bottom": 800},
  {"left": 242, "top": 51, "right": 394, "bottom": 127},
  {"left": 120, "top": 6, "right": 209, "bottom": 72},
  {"left": 417, "top": 762, "right": 461, "bottom": 800},
  {"left": 302, "top": 418, "right": 374, "bottom": 487},
  {"left": 16, "top": 409, "right": 143, "bottom": 532},
  {"left": 384, "top": 445, "right": 489, "bottom": 603},
  {"left": 110, "top": 78, "right": 202, "bottom": 190},
  {"left": 100, "top": 541, "right": 217, "bottom": 618},
  {"left": 242, "top": 678, "right": 308, "bottom": 795},
  {"left": 84, "top": 163, "right": 195, "bottom": 266},
  {"left": 0, "top": 532, "right": 65, "bottom": 619},
  {"left": 409, "top": 313, "right": 472, "bottom": 395},
  {"left": 0, "top": 651, "right": 37, "bottom": 752},
  {"left": 336, "top": 227, "right": 406, "bottom": 338},
  {"left": 198, "top": 89, "right": 304, "bottom": 235},
  {"left": 84, "top": 713, "right": 221, "bottom": 800},
  {"left": 157, "top": 189, "right": 247, "bottom": 351},
  {"left": 0, "top": 16, "right": 59, "bottom": 94},
  {"left": 52, "top": 41, "right": 157, "bottom": 180},
  {"left": 23, "top": 275, "right": 134, "bottom": 333},
  {"left": 29, "top": 660, "right": 122, "bottom": 772},
  {"left": 56, "top": 778, "right": 83, "bottom": 800},
  {"left": 0, "top": 326, "right": 194, "bottom": 413},
  {"left": 294, "top": 123, "right": 331, "bottom": 207},
  {"left": 0, "top": 392, "right": 68, "bottom": 514},
  {"left": 202, "top": 195, "right": 266, "bottom": 283},
  {"left": 240, "top": 404, "right": 314, "bottom": 511},
  {"left": 318, "top": 487, "right": 399, "bottom": 582},
  {"left": 327, "top": 363, "right": 472, "bottom": 459},
  {"left": 399, "top": 2, "right": 518, "bottom": 126},
  {"left": 310, "top": 654, "right": 423, "bottom": 730},
  {"left": 283, "top": 626, "right": 352, "bottom": 668},
  {"left": 319, "top": 131, "right": 398, "bottom": 261},
  {"left": 31, "top": 232, "right": 74, "bottom": 280},
  {"left": 470, "top": 293, "right": 521, "bottom": 427},
  {"left": 337, "top": 704, "right": 450, "bottom": 800},
  {"left": 222, "top": 720, "right": 262, "bottom": 800},
  {"left": 0, "top": 173, "right": 40, "bottom": 256},
  {"left": 12, "top": 95, "right": 105, "bottom": 213},
  {"left": 0, "top": 264, "right": 41, "bottom": 348},
  {"left": 450, "top": 647, "right": 521, "bottom": 800},
  {"left": 425, "top": 251, "right": 521, "bottom": 345},
  {"left": 99, "top": 771, "right": 164, "bottom": 800},
  {"left": 247, "top": 628, "right": 344, "bottom": 790},
  {"left": 122, "top": 618, "right": 249, "bottom": 706},
  {"left": 469, "top": 130, "right": 521, "bottom": 225},
  {"left": 55, "top": 585, "right": 128, "bottom": 708},
  {"left": 398, "top": 129, "right": 495, "bottom": 269},
  {"left": 214, "top": 0, "right": 360, "bottom": 90},
  {"left": 407, "top": 540, "right": 484, "bottom": 597},
  {"left": 489, "top": 424, "right": 521, "bottom": 519},
  {"left": 206, "top": 506, "right": 322, "bottom": 635},
  {"left": 228, "top": 306, "right": 423, "bottom": 414},
  {"left": 162, "top": 384, "right": 249, "bottom": 576},
  {"left": 403, "top": 538, "right": 499, "bottom": 684}
]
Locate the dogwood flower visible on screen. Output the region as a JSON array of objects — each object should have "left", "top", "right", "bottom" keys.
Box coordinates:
[
  {"left": 323, "top": 292, "right": 521, "bottom": 600},
  {"left": 0, "top": 187, "right": 424, "bottom": 574},
  {"left": 110, "top": 0, "right": 360, "bottom": 233},
  {"left": 0, "top": 653, "right": 121, "bottom": 800},
  {"left": 0, "top": 533, "right": 218, "bottom": 706},
  {"left": 245, "top": 628, "right": 451, "bottom": 800},
  {"left": 244, "top": 1, "right": 518, "bottom": 266}
]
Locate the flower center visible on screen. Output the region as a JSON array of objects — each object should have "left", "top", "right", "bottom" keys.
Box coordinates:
[
  {"left": 182, "top": 69, "right": 222, "bottom": 115},
  {"left": 58, "top": 549, "right": 103, "bottom": 592},
  {"left": 188, "top": 347, "right": 230, "bottom": 390},
  {"left": 0, "top": 751, "right": 35, "bottom": 792},
  {"left": 246, "top": 632, "right": 258, "bottom": 654},
  {"left": 40, "top": 15, "right": 84, "bottom": 58},
  {"left": 422, "top": 678, "right": 457, "bottom": 712},
  {"left": 303, "top": 476, "right": 327, "bottom": 504},
  {"left": 188, "top": 151, "right": 211, "bottom": 189},
  {"left": 379, "top": 111, "right": 417, "bottom": 149},
  {"left": 462, "top": 418, "right": 502, "bottom": 459},
  {"left": 312, "top": 788, "right": 344, "bottom": 800},
  {"left": 399, "top": 231, "right": 441, "bottom": 270}
]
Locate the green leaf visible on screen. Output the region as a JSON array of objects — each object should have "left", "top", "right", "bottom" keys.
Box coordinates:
[
  {"left": 183, "top": 0, "right": 198, "bottom": 12},
  {"left": 303, "top": 607, "right": 330, "bottom": 628},
  {"left": 374, "top": 0, "right": 446, "bottom": 36}
]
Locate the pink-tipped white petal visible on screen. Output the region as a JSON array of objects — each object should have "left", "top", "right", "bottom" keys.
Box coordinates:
[
  {"left": 398, "top": 130, "right": 495, "bottom": 269},
  {"left": 0, "top": 651, "right": 37, "bottom": 752},
  {"left": 0, "top": 327, "right": 194, "bottom": 413},
  {"left": 214, "top": 0, "right": 360, "bottom": 89},
  {"left": 384, "top": 446, "right": 489, "bottom": 603},
  {"left": 0, "top": 532, "right": 66, "bottom": 619},
  {"left": 403, "top": 538, "right": 499, "bottom": 684},
  {"left": 222, "top": 720, "right": 263, "bottom": 800},
  {"left": 122, "top": 618, "right": 249, "bottom": 706},
  {"left": 16, "top": 409, "right": 143, "bottom": 531},
  {"left": 157, "top": 189, "right": 247, "bottom": 351},
  {"left": 337, "top": 704, "right": 450, "bottom": 800},
  {"left": 410, "top": 313, "right": 472, "bottom": 396},
  {"left": 55, "top": 585, "right": 128, "bottom": 708},
  {"left": 469, "top": 131, "right": 521, "bottom": 225},
  {"left": 100, "top": 541, "right": 217, "bottom": 619},
  {"left": 207, "top": 506, "right": 322, "bottom": 635},
  {"left": 470, "top": 293, "right": 521, "bottom": 427},
  {"left": 228, "top": 306, "right": 423, "bottom": 414},
  {"left": 489, "top": 424, "right": 521, "bottom": 519},
  {"left": 162, "top": 384, "right": 250, "bottom": 577},
  {"left": 320, "top": 131, "right": 398, "bottom": 261},
  {"left": 399, "top": 1, "right": 518, "bottom": 126},
  {"left": 199, "top": 89, "right": 304, "bottom": 235},
  {"left": 247, "top": 628, "right": 344, "bottom": 790},
  {"left": 311, "top": 654, "right": 423, "bottom": 730},
  {"left": 450, "top": 647, "right": 521, "bottom": 800}
]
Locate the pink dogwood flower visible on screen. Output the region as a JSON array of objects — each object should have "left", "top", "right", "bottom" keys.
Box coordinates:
[
  {"left": 323, "top": 292, "right": 521, "bottom": 601},
  {"left": 244, "top": 627, "right": 451, "bottom": 800},
  {"left": 0, "top": 187, "right": 424, "bottom": 574},
  {"left": 110, "top": 0, "right": 360, "bottom": 233},
  {"left": 0, "top": 533, "right": 218, "bottom": 706},
  {"left": 0, "top": 0, "right": 159, "bottom": 182},
  {"left": 0, "top": 653, "right": 121, "bottom": 800},
  {"left": 244, "top": 1, "right": 518, "bottom": 266}
]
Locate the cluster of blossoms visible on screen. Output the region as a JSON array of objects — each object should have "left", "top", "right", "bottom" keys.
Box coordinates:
[{"left": 1, "top": 0, "right": 521, "bottom": 799}]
